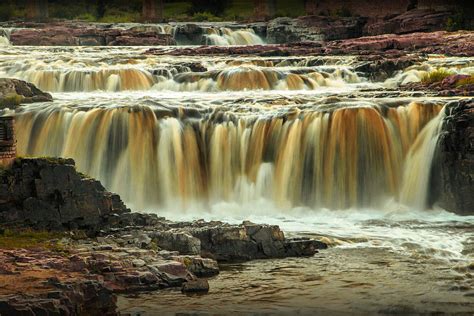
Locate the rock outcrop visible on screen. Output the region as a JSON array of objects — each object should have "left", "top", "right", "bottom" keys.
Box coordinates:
[
  {"left": 146, "top": 31, "right": 474, "bottom": 57},
  {"left": 431, "top": 99, "right": 474, "bottom": 215},
  {"left": 267, "top": 16, "right": 366, "bottom": 43},
  {"left": 0, "top": 78, "right": 52, "bottom": 108},
  {"left": 0, "top": 158, "right": 130, "bottom": 230},
  {"left": 9, "top": 24, "right": 176, "bottom": 46}
]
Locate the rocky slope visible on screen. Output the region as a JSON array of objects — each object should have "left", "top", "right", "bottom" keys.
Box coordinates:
[{"left": 0, "top": 78, "right": 52, "bottom": 109}]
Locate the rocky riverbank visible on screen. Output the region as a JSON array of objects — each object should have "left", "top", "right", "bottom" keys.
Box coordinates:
[
  {"left": 0, "top": 78, "right": 52, "bottom": 109},
  {"left": 146, "top": 31, "right": 474, "bottom": 57},
  {"left": 0, "top": 158, "right": 327, "bottom": 315}
]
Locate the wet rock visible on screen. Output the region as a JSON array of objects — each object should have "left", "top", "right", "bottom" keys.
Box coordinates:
[
  {"left": 151, "top": 231, "right": 201, "bottom": 255},
  {"left": 186, "top": 221, "right": 326, "bottom": 261},
  {"left": 172, "top": 255, "right": 220, "bottom": 277},
  {"left": 0, "top": 78, "right": 52, "bottom": 108},
  {"left": 181, "top": 279, "right": 209, "bottom": 294},
  {"left": 431, "top": 99, "right": 474, "bottom": 215}
]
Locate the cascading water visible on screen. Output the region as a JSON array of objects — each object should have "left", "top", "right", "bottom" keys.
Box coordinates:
[
  {"left": 1, "top": 43, "right": 473, "bottom": 315},
  {"left": 15, "top": 100, "right": 443, "bottom": 211},
  {"left": 204, "top": 27, "right": 264, "bottom": 45}
]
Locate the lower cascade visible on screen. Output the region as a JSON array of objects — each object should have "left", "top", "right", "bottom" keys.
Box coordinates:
[{"left": 16, "top": 101, "right": 444, "bottom": 211}]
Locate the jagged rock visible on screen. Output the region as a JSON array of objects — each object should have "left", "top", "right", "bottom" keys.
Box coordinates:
[
  {"left": 151, "top": 231, "right": 201, "bottom": 255},
  {"left": 186, "top": 221, "right": 326, "bottom": 261},
  {"left": 267, "top": 16, "right": 366, "bottom": 43},
  {"left": 431, "top": 99, "right": 474, "bottom": 215},
  {"left": 0, "top": 78, "right": 52, "bottom": 108},
  {"left": 172, "top": 255, "right": 220, "bottom": 277},
  {"left": 0, "top": 158, "right": 130, "bottom": 230}
]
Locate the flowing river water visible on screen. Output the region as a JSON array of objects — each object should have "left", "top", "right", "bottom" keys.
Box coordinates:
[{"left": 0, "top": 34, "right": 473, "bottom": 314}]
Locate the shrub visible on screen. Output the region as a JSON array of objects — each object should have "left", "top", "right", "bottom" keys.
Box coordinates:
[
  {"left": 191, "top": 11, "right": 222, "bottom": 22},
  {"left": 421, "top": 69, "right": 454, "bottom": 84}
]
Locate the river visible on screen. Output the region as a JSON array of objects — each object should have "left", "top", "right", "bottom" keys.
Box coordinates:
[{"left": 0, "top": 33, "right": 473, "bottom": 314}]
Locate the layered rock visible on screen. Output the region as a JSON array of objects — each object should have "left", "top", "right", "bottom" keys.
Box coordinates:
[
  {"left": 267, "top": 16, "right": 366, "bottom": 43},
  {"left": 0, "top": 158, "right": 130, "bottom": 230},
  {"left": 146, "top": 31, "right": 474, "bottom": 57},
  {"left": 9, "top": 24, "right": 176, "bottom": 46},
  {"left": 431, "top": 99, "right": 474, "bottom": 215},
  {"left": 0, "top": 78, "right": 52, "bottom": 108}
]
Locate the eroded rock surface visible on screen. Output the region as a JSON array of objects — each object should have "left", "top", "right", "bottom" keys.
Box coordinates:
[
  {"left": 0, "top": 78, "right": 52, "bottom": 108},
  {"left": 0, "top": 158, "right": 129, "bottom": 230}
]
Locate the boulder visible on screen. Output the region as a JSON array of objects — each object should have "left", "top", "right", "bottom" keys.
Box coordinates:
[
  {"left": 430, "top": 99, "right": 474, "bottom": 215},
  {"left": 186, "top": 221, "right": 326, "bottom": 261},
  {"left": 0, "top": 158, "right": 130, "bottom": 230},
  {"left": 0, "top": 78, "right": 52, "bottom": 108}
]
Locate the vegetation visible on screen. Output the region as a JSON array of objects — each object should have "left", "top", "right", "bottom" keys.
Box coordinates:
[
  {"left": 421, "top": 69, "right": 454, "bottom": 84},
  {"left": 0, "top": 228, "right": 67, "bottom": 251},
  {"left": 0, "top": 93, "right": 24, "bottom": 107},
  {"left": 0, "top": 0, "right": 308, "bottom": 22}
]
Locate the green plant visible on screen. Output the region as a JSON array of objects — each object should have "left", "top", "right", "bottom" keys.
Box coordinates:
[
  {"left": 0, "top": 93, "right": 24, "bottom": 107},
  {"left": 75, "top": 13, "right": 96, "bottom": 22},
  {"left": 421, "top": 69, "right": 454, "bottom": 84},
  {"left": 445, "top": 11, "right": 466, "bottom": 31},
  {"left": 0, "top": 228, "right": 67, "bottom": 252},
  {"left": 191, "top": 11, "right": 222, "bottom": 22}
]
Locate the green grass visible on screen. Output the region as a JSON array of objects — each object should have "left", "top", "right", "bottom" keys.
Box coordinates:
[
  {"left": 421, "top": 69, "right": 454, "bottom": 84},
  {"left": 0, "top": 228, "right": 67, "bottom": 251}
]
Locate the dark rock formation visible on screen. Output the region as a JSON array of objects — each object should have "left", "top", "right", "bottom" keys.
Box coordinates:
[
  {"left": 267, "top": 16, "right": 367, "bottom": 43},
  {"left": 9, "top": 24, "right": 176, "bottom": 46},
  {"left": 0, "top": 78, "right": 52, "bottom": 108},
  {"left": 365, "top": 9, "right": 452, "bottom": 35},
  {"left": 431, "top": 99, "right": 474, "bottom": 215},
  {"left": 180, "top": 221, "right": 327, "bottom": 262},
  {"left": 0, "top": 158, "right": 130, "bottom": 230}
]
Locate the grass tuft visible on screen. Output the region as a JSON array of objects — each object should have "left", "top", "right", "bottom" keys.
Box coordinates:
[{"left": 421, "top": 69, "right": 454, "bottom": 84}]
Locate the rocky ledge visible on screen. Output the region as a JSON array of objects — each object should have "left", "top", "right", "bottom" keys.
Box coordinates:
[
  {"left": 402, "top": 74, "right": 474, "bottom": 96},
  {"left": 0, "top": 157, "right": 327, "bottom": 314},
  {"left": 146, "top": 31, "right": 474, "bottom": 57},
  {"left": 8, "top": 23, "right": 176, "bottom": 46},
  {"left": 0, "top": 78, "right": 52, "bottom": 109},
  {"left": 431, "top": 99, "right": 474, "bottom": 215}
]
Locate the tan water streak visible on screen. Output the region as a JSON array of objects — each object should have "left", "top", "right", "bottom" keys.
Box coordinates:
[{"left": 16, "top": 102, "right": 443, "bottom": 210}]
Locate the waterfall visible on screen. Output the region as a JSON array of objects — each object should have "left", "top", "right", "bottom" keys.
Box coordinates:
[
  {"left": 204, "top": 28, "right": 264, "bottom": 46},
  {"left": 399, "top": 107, "right": 446, "bottom": 209},
  {"left": 0, "top": 28, "right": 11, "bottom": 46},
  {"left": 15, "top": 101, "right": 444, "bottom": 211}
]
